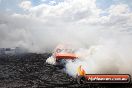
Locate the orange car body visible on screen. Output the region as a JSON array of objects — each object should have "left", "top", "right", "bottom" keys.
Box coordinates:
[
  {"left": 53, "top": 44, "right": 78, "bottom": 61},
  {"left": 55, "top": 53, "right": 77, "bottom": 60}
]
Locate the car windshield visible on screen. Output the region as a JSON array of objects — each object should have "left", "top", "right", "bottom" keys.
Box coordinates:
[{"left": 56, "top": 49, "right": 75, "bottom": 53}]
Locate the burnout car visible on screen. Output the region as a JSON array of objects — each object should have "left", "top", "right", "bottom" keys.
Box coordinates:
[{"left": 52, "top": 44, "right": 78, "bottom": 65}]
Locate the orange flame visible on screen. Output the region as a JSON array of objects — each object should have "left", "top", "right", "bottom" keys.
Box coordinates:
[{"left": 77, "top": 65, "right": 86, "bottom": 76}]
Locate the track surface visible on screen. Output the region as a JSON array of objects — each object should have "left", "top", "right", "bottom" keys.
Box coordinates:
[{"left": 0, "top": 53, "right": 131, "bottom": 88}]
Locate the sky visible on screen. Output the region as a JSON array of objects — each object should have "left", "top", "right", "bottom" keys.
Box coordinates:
[
  {"left": 0, "top": 0, "right": 132, "bottom": 52},
  {"left": 0, "top": 0, "right": 132, "bottom": 12}
]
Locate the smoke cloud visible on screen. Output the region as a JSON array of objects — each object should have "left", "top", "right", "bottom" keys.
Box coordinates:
[
  {"left": 0, "top": 0, "right": 132, "bottom": 75},
  {"left": 65, "top": 35, "right": 132, "bottom": 77}
]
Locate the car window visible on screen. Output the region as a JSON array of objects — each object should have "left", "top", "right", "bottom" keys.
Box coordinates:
[{"left": 56, "top": 48, "right": 75, "bottom": 53}]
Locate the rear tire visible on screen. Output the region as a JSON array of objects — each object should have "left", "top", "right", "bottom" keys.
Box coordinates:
[{"left": 77, "top": 76, "right": 86, "bottom": 84}]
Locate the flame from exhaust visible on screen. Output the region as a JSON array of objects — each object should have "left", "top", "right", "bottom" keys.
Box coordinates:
[{"left": 77, "top": 65, "right": 86, "bottom": 76}]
